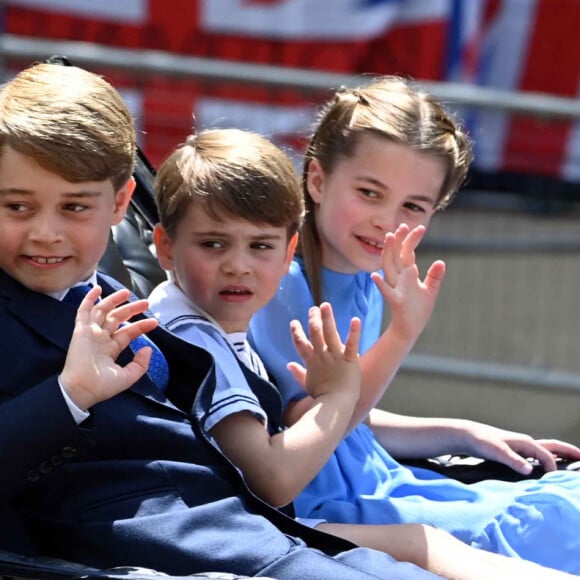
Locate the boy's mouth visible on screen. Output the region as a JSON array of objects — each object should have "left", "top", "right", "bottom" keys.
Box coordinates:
[
  {"left": 219, "top": 287, "right": 253, "bottom": 302},
  {"left": 27, "top": 256, "right": 67, "bottom": 265},
  {"left": 219, "top": 287, "right": 252, "bottom": 296}
]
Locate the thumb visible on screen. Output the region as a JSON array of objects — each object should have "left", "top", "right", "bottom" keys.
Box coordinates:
[{"left": 287, "top": 362, "right": 306, "bottom": 388}]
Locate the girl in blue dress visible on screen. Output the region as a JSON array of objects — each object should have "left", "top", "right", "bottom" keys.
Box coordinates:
[{"left": 249, "top": 76, "right": 580, "bottom": 574}]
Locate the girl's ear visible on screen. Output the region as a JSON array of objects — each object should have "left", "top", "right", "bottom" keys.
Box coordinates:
[
  {"left": 153, "top": 224, "right": 175, "bottom": 272},
  {"left": 305, "top": 158, "right": 325, "bottom": 204},
  {"left": 283, "top": 233, "right": 299, "bottom": 271}
]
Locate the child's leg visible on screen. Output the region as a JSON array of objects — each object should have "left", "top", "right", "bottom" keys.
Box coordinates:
[{"left": 317, "top": 522, "right": 573, "bottom": 579}]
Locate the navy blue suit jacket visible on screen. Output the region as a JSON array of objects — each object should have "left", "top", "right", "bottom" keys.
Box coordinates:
[{"left": 0, "top": 268, "right": 438, "bottom": 579}]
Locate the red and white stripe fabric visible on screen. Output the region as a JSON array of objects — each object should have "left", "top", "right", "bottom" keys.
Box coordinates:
[{"left": 3, "top": 0, "right": 578, "bottom": 181}]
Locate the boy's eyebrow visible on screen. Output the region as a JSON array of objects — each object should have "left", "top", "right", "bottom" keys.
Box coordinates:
[
  {"left": 0, "top": 188, "right": 34, "bottom": 196},
  {"left": 192, "top": 229, "right": 284, "bottom": 240},
  {"left": 0, "top": 188, "right": 103, "bottom": 197}
]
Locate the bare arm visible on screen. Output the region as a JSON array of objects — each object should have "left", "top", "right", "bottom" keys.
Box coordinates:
[
  {"left": 318, "top": 522, "right": 576, "bottom": 580},
  {"left": 285, "top": 224, "right": 444, "bottom": 432},
  {"left": 210, "top": 303, "right": 361, "bottom": 507},
  {"left": 367, "top": 408, "right": 580, "bottom": 474}
]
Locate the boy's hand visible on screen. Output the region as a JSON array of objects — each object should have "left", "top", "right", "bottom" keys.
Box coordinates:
[
  {"left": 60, "top": 286, "right": 159, "bottom": 410},
  {"left": 287, "top": 302, "right": 361, "bottom": 401},
  {"left": 372, "top": 223, "right": 445, "bottom": 342}
]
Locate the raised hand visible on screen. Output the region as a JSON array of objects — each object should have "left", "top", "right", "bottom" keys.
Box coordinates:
[
  {"left": 287, "top": 302, "right": 361, "bottom": 401},
  {"left": 371, "top": 223, "right": 445, "bottom": 343},
  {"left": 60, "top": 285, "right": 159, "bottom": 410}
]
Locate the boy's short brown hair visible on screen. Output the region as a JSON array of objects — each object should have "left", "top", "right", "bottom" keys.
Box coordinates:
[
  {"left": 0, "top": 62, "right": 136, "bottom": 190},
  {"left": 155, "top": 128, "right": 304, "bottom": 241}
]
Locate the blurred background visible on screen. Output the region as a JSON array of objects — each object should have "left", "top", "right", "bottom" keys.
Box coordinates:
[{"left": 1, "top": 0, "right": 578, "bottom": 441}]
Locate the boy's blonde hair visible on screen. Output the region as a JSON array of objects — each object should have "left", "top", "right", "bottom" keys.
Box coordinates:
[
  {"left": 0, "top": 62, "right": 136, "bottom": 190},
  {"left": 155, "top": 128, "right": 304, "bottom": 241},
  {"left": 301, "top": 75, "right": 474, "bottom": 304}
]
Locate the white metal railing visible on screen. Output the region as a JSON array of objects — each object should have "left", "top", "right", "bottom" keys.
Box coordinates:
[
  {"left": 2, "top": 33, "right": 579, "bottom": 393},
  {"left": 1, "top": 34, "right": 579, "bottom": 120}
]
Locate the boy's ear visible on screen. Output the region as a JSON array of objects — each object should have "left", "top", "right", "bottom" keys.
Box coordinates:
[
  {"left": 111, "top": 177, "right": 136, "bottom": 225},
  {"left": 284, "top": 233, "right": 299, "bottom": 271},
  {"left": 305, "top": 158, "right": 324, "bottom": 204},
  {"left": 153, "top": 224, "right": 175, "bottom": 272}
]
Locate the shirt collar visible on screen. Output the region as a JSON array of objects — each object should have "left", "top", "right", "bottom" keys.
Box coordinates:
[{"left": 46, "top": 271, "right": 99, "bottom": 302}]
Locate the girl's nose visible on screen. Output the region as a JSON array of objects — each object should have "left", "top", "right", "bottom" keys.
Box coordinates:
[{"left": 371, "top": 209, "right": 398, "bottom": 235}]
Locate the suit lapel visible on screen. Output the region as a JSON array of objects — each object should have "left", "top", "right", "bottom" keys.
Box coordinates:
[{"left": 2, "top": 269, "right": 78, "bottom": 353}]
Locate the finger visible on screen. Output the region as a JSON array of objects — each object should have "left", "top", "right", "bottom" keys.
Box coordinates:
[
  {"left": 391, "top": 224, "right": 410, "bottom": 272},
  {"left": 286, "top": 361, "right": 307, "bottom": 388},
  {"left": 112, "top": 318, "right": 159, "bottom": 351},
  {"left": 319, "top": 302, "right": 342, "bottom": 352},
  {"left": 371, "top": 271, "right": 396, "bottom": 300},
  {"left": 381, "top": 232, "right": 400, "bottom": 287},
  {"left": 423, "top": 260, "right": 446, "bottom": 293},
  {"left": 307, "top": 306, "right": 325, "bottom": 350},
  {"left": 94, "top": 288, "right": 132, "bottom": 312},
  {"left": 343, "top": 317, "right": 362, "bottom": 361},
  {"left": 534, "top": 439, "right": 580, "bottom": 459},
  {"left": 121, "top": 347, "right": 153, "bottom": 385},
  {"left": 290, "top": 319, "right": 312, "bottom": 360},
  {"left": 501, "top": 440, "right": 558, "bottom": 473},
  {"left": 75, "top": 285, "right": 104, "bottom": 321},
  {"left": 88, "top": 289, "right": 133, "bottom": 327},
  {"left": 400, "top": 225, "right": 426, "bottom": 267},
  {"left": 495, "top": 447, "right": 536, "bottom": 475},
  {"left": 103, "top": 299, "right": 153, "bottom": 334},
  {"left": 522, "top": 445, "right": 558, "bottom": 472}
]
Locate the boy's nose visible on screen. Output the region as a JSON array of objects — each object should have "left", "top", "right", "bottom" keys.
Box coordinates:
[
  {"left": 28, "top": 214, "right": 63, "bottom": 243},
  {"left": 222, "top": 251, "right": 251, "bottom": 276}
]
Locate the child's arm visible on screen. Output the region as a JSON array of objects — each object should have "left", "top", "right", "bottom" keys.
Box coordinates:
[
  {"left": 317, "top": 521, "right": 576, "bottom": 580},
  {"left": 60, "top": 286, "right": 159, "bottom": 410},
  {"left": 285, "top": 224, "right": 444, "bottom": 432},
  {"left": 367, "top": 408, "right": 580, "bottom": 474},
  {"left": 209, "top": 303, "right": 361, "bottom": 508}
]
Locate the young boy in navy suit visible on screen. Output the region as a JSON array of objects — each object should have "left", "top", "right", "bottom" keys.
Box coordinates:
[
  {"left": 149, "top": 128, "right": 575, "bottom": 580},
  {"left": 0, "top": 61, "right": 441, "bottom": 579}
]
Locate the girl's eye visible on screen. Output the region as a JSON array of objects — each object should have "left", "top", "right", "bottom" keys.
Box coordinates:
[
  {"left": 359, "top": 188, "right": 380, "bottom": 199},
  {"left": 404, "top": 202, "right": 426, "bottom": 213}
]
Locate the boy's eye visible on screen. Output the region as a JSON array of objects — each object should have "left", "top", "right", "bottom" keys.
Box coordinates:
[
  {"left": 63, "top": 203, "right": 89, "bottom": 212},
  {"left": 201, "top": 240, "right": 224, "bottom": 249},
  {"left": 5, "top": 202, "right": 29, "bottom": 212},
  {"left": 251, "top": 242, "right": 273, "bottom": 250}
]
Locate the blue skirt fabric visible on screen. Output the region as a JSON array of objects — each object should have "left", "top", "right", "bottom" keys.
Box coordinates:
[{"left": 294, "top": 423, "right": 580, "bottom": 574}]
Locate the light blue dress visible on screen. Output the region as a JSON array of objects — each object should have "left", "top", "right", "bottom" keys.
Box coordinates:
[{"left": 249, "top": 257, "right": 580, "bottom": 574}]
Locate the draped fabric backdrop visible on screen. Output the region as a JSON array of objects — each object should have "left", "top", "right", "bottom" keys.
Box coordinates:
[{"left": 4, "top": 0, "right": 579, "bottom": 182}]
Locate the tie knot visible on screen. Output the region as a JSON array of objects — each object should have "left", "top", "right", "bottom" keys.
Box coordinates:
[{"left": 63, "top": 284, "right": 93, "bottom": 307}]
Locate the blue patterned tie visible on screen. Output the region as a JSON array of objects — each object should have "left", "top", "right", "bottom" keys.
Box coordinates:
[{"left": 63, "top": 284, "right": 169, "bottom": 391}]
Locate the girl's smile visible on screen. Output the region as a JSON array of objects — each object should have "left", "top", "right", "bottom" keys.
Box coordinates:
[{"left": 306, "top": 133, "right": 445, "bottom": 274}]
